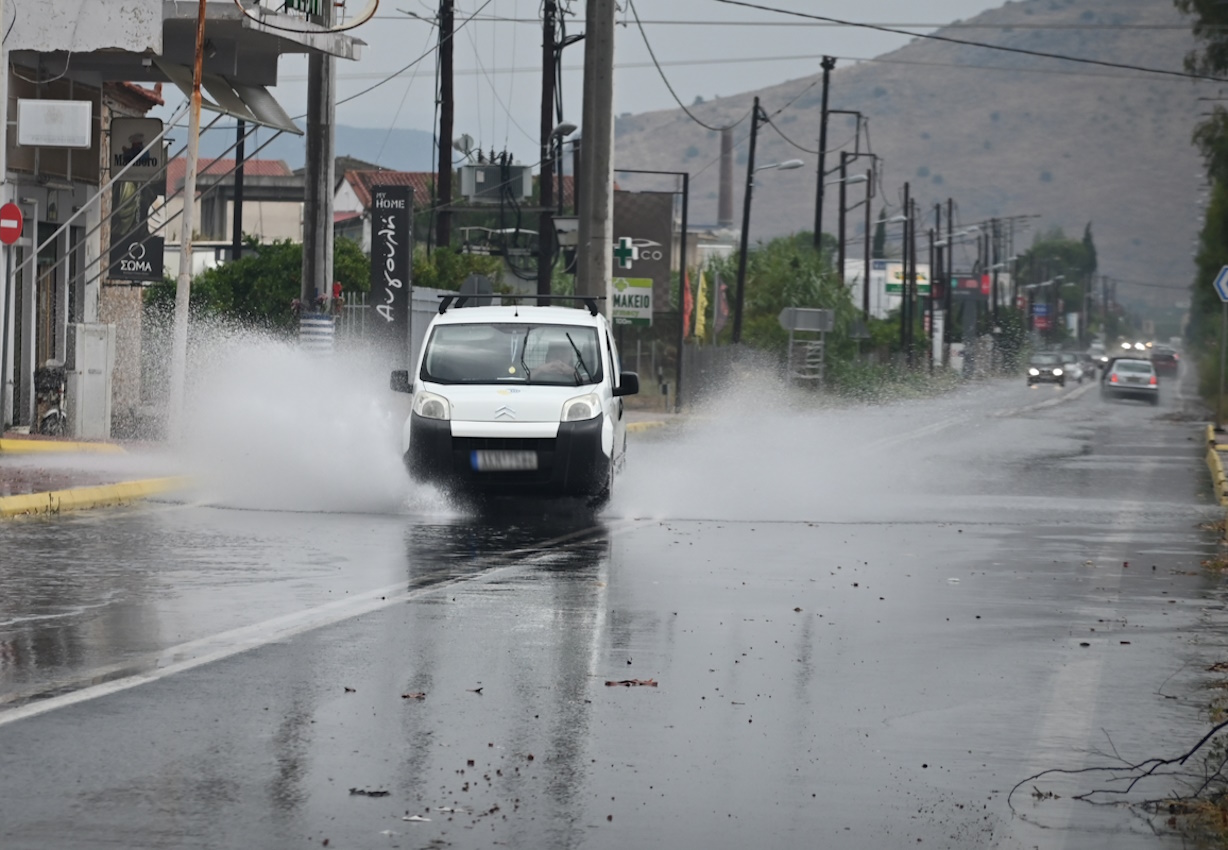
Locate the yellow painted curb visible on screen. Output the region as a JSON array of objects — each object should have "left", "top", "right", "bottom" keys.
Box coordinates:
[
  {"left": 0, "top": 476, "right": 190, "bottom": 518},
  {"left": 627, "top": 421, "right": 667, "bottom": 433},
  {"left": 1208, "top": 446, "right": 1228, "bottom": 508},
  {"left": 0, "top": 438, "right": 125, "bottom": 455}
]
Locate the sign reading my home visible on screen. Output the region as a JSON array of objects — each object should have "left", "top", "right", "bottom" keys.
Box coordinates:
[
  {"left": 369, "top": 185, "right": 414, "bottom": 360},
  {"left": 612, "top": 191, "right": 674, "bottom": 312}
]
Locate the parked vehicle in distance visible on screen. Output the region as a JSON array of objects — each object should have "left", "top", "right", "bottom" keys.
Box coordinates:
[
  {"left": 1150, "top": 345, "right": 1180, "bottom": 378},
  {"left": 1101, "top": 357, "right": 1159, "bottom": 405},
  {"left": 1027, "top": 352, "right": 1066, "bottom": 387},
  {"left": 389, "top": 295, "right": 639, "bottom": 507}
]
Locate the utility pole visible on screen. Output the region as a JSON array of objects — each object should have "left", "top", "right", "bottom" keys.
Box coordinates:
[
  {"left": 302, "top": 0, "right": 335, "bottom": 308},
  {"left": 837, "top": 151, "right": 849, "bottom": 283},
  {"left": 168, "top": 0, "right": 208, "bottom": 441},
  {"left": 436, "top": 0, "right": 454, "bottom": 252},
  {"left": 537, "top": 0, "right": 557, "bottom": 299},
  {"left": 812, "top": 56, "right": 836, "bottom": 251},
  {"left": 899, "top": 181, "right": 910, "bottom": 362},
  {"left": 576, "top": 0, "right": 616, "bottom": 305},
  {"left": 862, "top": 167, "right": 872, "bottom": 319},
  {"left": 231, "top": 120, "right": 245, "bottom": 262},
  {"left": 732, "top": 97, "right": 762, "bottom": 345}
]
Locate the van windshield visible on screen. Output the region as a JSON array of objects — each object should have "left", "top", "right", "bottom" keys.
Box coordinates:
[{"left": 421, "top": 323, "right": 604, "bottom": 386}]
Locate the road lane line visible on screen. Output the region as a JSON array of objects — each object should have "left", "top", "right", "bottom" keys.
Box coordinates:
[
  {"left": 0, "top": 520, "right": 634, "bottom": 727},
  {"left": 994, "top": 478, "right": 1153, "bottom": 848}
]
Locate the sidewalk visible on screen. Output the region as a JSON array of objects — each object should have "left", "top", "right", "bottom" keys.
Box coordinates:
[{"left": 0, "top": 432, "right": 185, "bottom": 516}]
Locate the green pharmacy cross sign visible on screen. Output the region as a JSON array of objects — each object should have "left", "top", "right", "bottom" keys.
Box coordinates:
[
  {"left": 614, "top": 237, "right": 636, "bottom": 270},
  {"left": 612, "top": 277, "right": 653, "bottom": 327}
]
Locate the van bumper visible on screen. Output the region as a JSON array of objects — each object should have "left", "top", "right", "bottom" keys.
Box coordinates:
[{"left": 406, "top": 413, "right": 609, "bottom": 497}]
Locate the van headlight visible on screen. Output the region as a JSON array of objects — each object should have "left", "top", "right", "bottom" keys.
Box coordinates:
[
  {"left": 561, "top": 392, "right": 602, "bottom": 422},
  {"left": 1028, "top": 368, "right": 1040, "bottom": 376},
  {"left": 413, "top": 390, "right": 451, "bottom": 421},
  {"left": 1052, "top": 368, "right": 1063, "bottom": 376}
]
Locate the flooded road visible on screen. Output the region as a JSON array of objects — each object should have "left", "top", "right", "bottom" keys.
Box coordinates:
[{"left": 0, "top": 373, "right": 1223, "bottom": 849}]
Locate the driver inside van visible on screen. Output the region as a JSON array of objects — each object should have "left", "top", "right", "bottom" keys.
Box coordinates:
[{"left": 536, "top": 341, "right": 577, "bottom": 380}]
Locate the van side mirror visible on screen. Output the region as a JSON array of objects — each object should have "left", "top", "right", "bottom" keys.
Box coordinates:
[
  {"left": 613, "top": 371, "right": 639, "bottom": 397},
  {"left": 390, "top": 370, "right": 412, "bottom": 393}
]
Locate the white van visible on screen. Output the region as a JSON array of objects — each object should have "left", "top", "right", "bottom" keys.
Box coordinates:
[{"left": 390, "top": 295, "right": 639, "bottom": 504}]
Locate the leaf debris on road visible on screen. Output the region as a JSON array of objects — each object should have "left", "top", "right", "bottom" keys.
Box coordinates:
[{"left": 605, "top": 678, "right": 658, "bottom": 687}]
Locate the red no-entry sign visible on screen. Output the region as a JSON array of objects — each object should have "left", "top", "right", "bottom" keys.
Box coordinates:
[{"left": 0, "top": 202, "right": 23, "bottom": 245}]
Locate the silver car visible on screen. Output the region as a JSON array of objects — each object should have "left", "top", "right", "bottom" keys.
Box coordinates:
[{"left": 1101, "top": 357, "right": 1158, "bottom": 405}]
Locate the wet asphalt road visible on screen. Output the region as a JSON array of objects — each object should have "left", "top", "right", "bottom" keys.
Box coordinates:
[{"left": 1, "top": 370, "right": 1225, "bottom": 849}]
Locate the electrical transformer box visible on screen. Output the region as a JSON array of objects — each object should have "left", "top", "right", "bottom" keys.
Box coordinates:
[{"left": 460, "top": 164, "right": 532, "bottom": 204}]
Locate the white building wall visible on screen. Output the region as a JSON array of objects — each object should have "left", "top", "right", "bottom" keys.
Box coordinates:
[{"left": 9, "top": 0, "right": 162, "bottom": 53}]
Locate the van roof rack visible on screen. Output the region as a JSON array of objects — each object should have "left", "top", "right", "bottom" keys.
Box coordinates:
[{"left": 438, "top": 293, "right": 606, "bottom": 316}]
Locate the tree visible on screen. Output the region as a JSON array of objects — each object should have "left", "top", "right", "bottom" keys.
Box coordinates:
[{"left": 144, "top": 237, "right": 370, "bottom": 329}]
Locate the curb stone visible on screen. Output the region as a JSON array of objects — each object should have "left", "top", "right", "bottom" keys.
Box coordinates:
[{"left": 0, "top": 477, "right": 190, "bottom": 518}]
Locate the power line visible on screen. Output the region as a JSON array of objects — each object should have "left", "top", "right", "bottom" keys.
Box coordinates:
[
  {"left": 373, "top": 14, "right": 1211, "bottom": 31},
  {"left": 712, "top": 0, "right": 1228, "bottom": 84},
  {"left": 306, "top": 49, "right": 1222, "bottom": 85},
  {"left": 626, "top": 0, "right": 751, "bottom": 132}
]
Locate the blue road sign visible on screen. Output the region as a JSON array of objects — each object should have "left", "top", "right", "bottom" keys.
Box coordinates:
[
  {"left": 1032, "top": 303, "right": 1049, "bottom": 316},
  {"left": 1214, "top": 266, "right": 1228, "bottom": 303}
]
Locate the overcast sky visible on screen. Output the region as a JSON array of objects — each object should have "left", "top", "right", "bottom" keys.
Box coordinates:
[{"left": 166, "top": 0, "right": 1002, "bottom": 153}]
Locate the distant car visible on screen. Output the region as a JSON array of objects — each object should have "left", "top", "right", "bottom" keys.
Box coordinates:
[
  {"left": 1101, "top": 357, "right": 1159, "bottom": 405},
  {"left": 1027, "top": 352, "right": 1066, "bottom": 386},
  {"left": 1150, "top": 346, "right": 1180, "bottom": 378},
  {"left": 1059, "top": 352, "right": 1087, "bottom": 383}
]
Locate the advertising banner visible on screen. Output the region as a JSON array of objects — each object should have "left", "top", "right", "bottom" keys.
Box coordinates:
[
  {"left": 108, "top": 150, "right": 166, "bottom": 283},
  {"left": 613, "top": 191, "right": 673, "bottom": 314},
  {"left": 369, "top": 185, "right": 414, "bottom": 360},
  {"left": 110, "top": 117, "right": 164, "bottom": 183},
  {"left": 612, "top": 277, "right": 653, "bottom": 327}
]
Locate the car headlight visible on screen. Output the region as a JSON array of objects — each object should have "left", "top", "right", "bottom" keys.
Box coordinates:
[
  {"left": 413, "top": 390, "right": 451, "bottom": 421},
  {"left": 1053, "top": 368, "right": 1063, "bottom": 376},
  {"left": 561, "top": 392, "right": 602, "bottom": 422},
  {"left": 1028, "top": 368, "right": 1040, "bottom": 376}
]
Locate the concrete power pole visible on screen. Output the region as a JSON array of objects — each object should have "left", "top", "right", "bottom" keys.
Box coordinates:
[
  {"left": 168, "top": 0, "right": 208, "bottom": 441},
  {"left": 301, "top": 0, "right": 335, "bottom": 309},
  {"left": 812, "top": 56, "right": 836, "bottom": 251},
  {"left": 576, "top": 0, "right": 616, "bottom": 306},
  {"left": 436, "top": 0, "right": 454, "bottom": 252},
  {"left": 537, "top": 0, "right": 556, "bottom": 299}
]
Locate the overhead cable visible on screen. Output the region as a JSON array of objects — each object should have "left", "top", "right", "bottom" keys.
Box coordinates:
[
  {"left": 626, "top": 0, "right": 751, "bottom": 132},
  {"left": 712, "top": 0, "right": 1228, "bottom": 84}
]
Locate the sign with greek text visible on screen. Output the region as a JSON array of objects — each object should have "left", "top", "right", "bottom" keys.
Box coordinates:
[
  {"left": 612, "top": 277, "right": 653, "bottom": 327},
  {"left": 369, "top": 185, "right": 413, "bottom": 360}
]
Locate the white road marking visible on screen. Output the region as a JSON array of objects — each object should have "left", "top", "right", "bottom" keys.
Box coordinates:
[
  {"left": 994, "top": 481, "right": 1152, "bottom": 848},
  {"left": 0, "top": 521, "right": 628, "bottom": 727}
]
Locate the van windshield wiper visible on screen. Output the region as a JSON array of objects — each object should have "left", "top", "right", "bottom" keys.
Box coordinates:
[{"left": 565, "top": 333, "right": 593, "bottom": 385}]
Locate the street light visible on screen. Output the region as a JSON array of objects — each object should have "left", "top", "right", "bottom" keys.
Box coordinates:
[
  {"left": 731, "top": 96, "right": 802, "bottom": 343},
  {"left": 824, "top": 173, "right": 867, "bottom": 187}
]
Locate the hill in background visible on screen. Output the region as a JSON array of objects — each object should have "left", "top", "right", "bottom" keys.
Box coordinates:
[{"left": 610, "top": 0, "right": 1208, "bottom": 307}]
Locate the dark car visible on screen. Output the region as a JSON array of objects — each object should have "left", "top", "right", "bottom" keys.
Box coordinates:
[
  {"left": 1027, "top": 352, "right": 1066, "bottom": 386},
  {"left": 1150, "top": 346, "right": 1180, "bottom": 378}
]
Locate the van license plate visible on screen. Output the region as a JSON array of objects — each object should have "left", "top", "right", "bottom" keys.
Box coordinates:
[{"left": 472, "top": 450, "right": 538, "bottom": 471}]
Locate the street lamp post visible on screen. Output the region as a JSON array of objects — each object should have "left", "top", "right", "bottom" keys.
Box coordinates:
[{"left": 732, "top": 96, "right": 803, "bottom": 344}]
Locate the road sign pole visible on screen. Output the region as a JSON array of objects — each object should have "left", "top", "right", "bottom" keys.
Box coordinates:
[{"left": 1219, "top": 300, "right": 1226, "bottom": 431}]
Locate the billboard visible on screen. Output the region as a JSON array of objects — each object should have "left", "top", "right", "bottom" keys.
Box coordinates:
[
  {"left": 108, "top": 139, "right": 166, "bottom": 283},
  {"left": 369, "top": 185, "right": 414, "bottom": 362},
  {"left": 612, "top": 191, "right": 674, "bottom": 315}
]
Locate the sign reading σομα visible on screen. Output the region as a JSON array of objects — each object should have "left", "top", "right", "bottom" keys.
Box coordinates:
[{"left": 612, "top": 277, "right": 653, "bottom": 327}]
